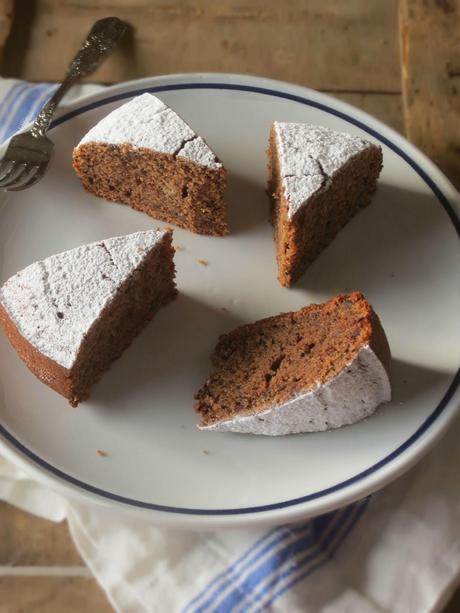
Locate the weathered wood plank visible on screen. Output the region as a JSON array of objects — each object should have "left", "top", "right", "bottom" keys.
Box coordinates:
[
  {"left": 444, "top": 587, "right": 460, "bottom": 613},
  {"left": 0, "top": 502, "right": 82, "bottom": 566},
  {"left": 0, "top": 577, "right": 113, "bottom": 612},
  {"left": 0, "top": 0, "right": 13, "bottom": 61},
  {"left": 400, "top": 0, "right": 460, "bottom": 188},
  {"left": 2, "top": 0, "right": 401, "bottom": 91},
  {"left": 330, "top": 92, "right": 404, "bottom": 133}
]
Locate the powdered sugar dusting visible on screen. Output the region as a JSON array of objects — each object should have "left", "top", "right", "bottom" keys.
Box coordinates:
[
  {"left": 0, "top": 230, "right": 168, "bottom": 370},
  {"left": 283, "top": 175, "right": 324, "bottom": 211},
  {"left": 199, "top": 345, "right": 391, "bottom": 435},
  {"left": 177, "top": 136, "right": 221, "bottom": 169},
  {"left": 77, "top": 93, "right": 222, "bottom": 169},
  {"left": 274, "top": 122, "right": 373, "bottom": 218}
]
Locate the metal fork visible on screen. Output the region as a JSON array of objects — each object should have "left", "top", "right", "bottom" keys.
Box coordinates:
[{"left": 0, "top": 17, "right": 127, "bottom": 192}]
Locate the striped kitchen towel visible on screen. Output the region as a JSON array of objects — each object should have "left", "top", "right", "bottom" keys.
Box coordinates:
[
  {"left": 0, "top": 78, "right": 101, "bottom": 143},
  {"left": 0, "top": 79, "right": 459, "bottom": 613}
]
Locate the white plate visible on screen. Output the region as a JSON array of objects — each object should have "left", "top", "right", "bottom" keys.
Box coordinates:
[{"left": 0, "top": 74, "right": 459, "bottom": 530}]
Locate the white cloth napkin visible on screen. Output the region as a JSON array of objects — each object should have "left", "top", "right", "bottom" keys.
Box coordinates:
[{"left": 0, "top": 78, "right": 459, "bottom": 613}]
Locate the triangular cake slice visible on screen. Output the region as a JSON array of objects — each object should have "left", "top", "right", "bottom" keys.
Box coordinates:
[
  {"left": 195, "top": 293, "right": 391, "bottom": 435},
  {"left": 73, "top": 93, "right": 228, "bottom": 236},
  {"left": 0, "top": 230, "right": 176, "bottom": 406},
  {"left": 268, "top": 122, "right": 383, "bottom": 286}
]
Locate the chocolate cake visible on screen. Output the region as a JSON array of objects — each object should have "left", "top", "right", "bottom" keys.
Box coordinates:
[
  {"left": 195, "top": 293, "right": 391, "bottom": 435},
  {"left": 268, "top": 122, "right": 383, "bottom": 287},
  {"left": 0, "top": 230, "right": 176, "bottom": 406},
  {"left": 73, "top": 94, "right": 228, "bottom": 236}
]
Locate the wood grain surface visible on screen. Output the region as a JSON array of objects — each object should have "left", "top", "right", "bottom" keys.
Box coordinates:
[
  {"left": 0, "top": 0, "right": 13, "bottom": 60},
  {"left": 2, "top": 0, "right": 401, "bottom": 90},
  {"left": 0, "top": 504, "right": 82, "bottom": 566},
  {"left": 0, "top": 576, "right": 112, "bottom": 612},
  {"left": 400, "top": 0, "right": 460, "bottom": 188}
]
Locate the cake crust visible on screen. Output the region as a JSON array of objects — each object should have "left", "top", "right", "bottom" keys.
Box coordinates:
[{"left": 0, "top": 303, "right": 74, "bottom": 400}]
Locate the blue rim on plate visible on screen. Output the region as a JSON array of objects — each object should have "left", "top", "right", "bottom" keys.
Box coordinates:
[{"left": 0, "top": 82, "right": 459, "bottom": 516}]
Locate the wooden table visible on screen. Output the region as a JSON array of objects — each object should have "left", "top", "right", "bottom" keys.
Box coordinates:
[{"left": 0, "top": 1, "right": 458, "bottom": 610}]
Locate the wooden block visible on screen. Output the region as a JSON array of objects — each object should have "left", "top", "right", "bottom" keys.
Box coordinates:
[
  {"left": 444, "top": 588, "right": 460, "bottom": 613},
  {"left": 0, "top": 0, "right": 13, "bottom": 60},
  {"left": 330, "top": 92, "right": 404, "bottom": 133},
  {"left": 2, "top": 0, "right": 401, "bottom": 91},
  {"left": 0, "top": 577, "right": 112, "bottom": 612},
  {"left": 0, "top": 502, "right": 83, "bottom": 566},
  {"left": 400, "top": 0, "right": 460, "bottom": 188}
]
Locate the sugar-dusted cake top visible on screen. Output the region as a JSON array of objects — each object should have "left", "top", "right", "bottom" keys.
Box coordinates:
[
  {"left": 77, "top": 93, "right": 222, "bottom": 170},
  {"left": 0, "top": 230, "right": 168, "bottom": 370},
  {"left": 273, "top": 122, "right": 374, "bottom": 217}
]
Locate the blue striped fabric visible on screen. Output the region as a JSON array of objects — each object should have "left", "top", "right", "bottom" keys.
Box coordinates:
[
  {"left": 0, "top": 81, "right": 57, "bottom": 143},
  {"left": 185, "top": 499, "right": 369, "bottom": 613},
  {"left": 255, "top": 500, "right": 369, "bottom": 611},
  {"left": 0, "top": 81, "right": 370, "bottom": 613}
]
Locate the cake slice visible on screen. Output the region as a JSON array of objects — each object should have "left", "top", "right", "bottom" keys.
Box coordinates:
[
  {"left": 195, "top": 293, "right": 391, "bottom": 435},
  {"left": 268, "top": 122, "right": 383, "bottom": 287},
  {"left": 0, "top": 230, "right": 176, "bottom": 406},
  {"left": 73, "top": 93, "right": 228, "bottom": 236}
]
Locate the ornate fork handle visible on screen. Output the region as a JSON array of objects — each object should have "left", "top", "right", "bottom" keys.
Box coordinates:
[{"left": 30, "top": 17, "right": 127, "bottom": 138}]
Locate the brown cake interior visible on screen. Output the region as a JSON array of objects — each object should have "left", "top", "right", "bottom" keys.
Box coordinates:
[
  {"left": 195, "top": 293, "right": 390, "bottom": 427},
  {"left": 73, "top": 143, "right": 228, "bottom": 236},
  {"left": 0, "top": 233, "right": 177, "bottom": 406},
  {"left": 268, "top": 126, "right": 383, "bottom": 287}
]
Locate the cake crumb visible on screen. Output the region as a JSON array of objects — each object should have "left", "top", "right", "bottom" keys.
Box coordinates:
[
  {"left": 202, "top": 449, "right": 210, "bottom": 455},
  {"left": 96, "top": 449, "right": 108, "bottom": 457},
  {"left": 197, "top": 259, "right": 208, "bottom": 266},
  {"left": 173, "top": 244, "right": 184, "bottom": 251}
]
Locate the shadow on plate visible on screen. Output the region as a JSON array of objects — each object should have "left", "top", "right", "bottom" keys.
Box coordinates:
[
  {"left": 92, "top": 293, "right": 244, "bottom": 409},
  {"left": 226, "top": 173, "right": 270, "bottom": 236},
  {"left": 294, "top": 182, "right": 449, "bottom": 294},
  {"left": 390, "top": 358, "right": 453, "bottom": 405}
]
